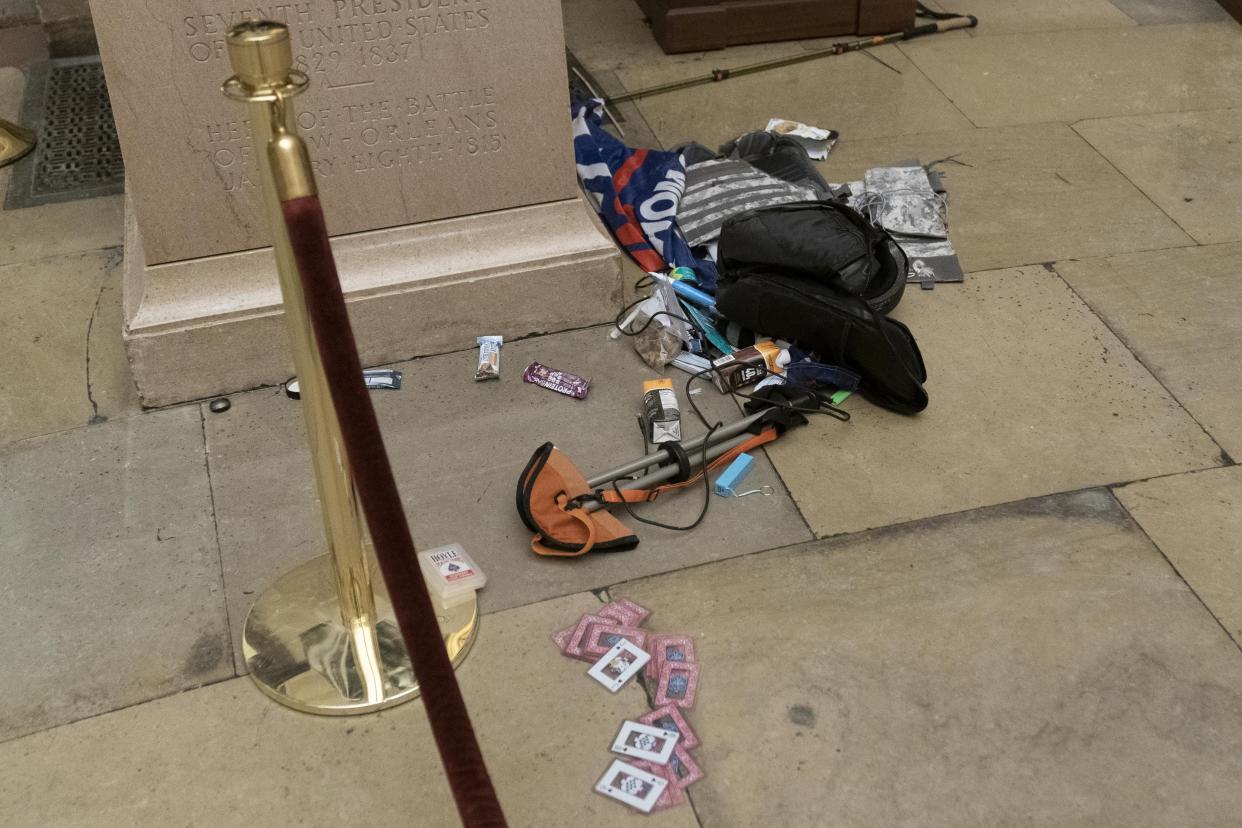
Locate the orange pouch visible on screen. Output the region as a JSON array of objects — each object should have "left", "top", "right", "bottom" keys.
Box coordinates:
[{"left": 517, "top": 442, "right": 640, "bottom": 557}]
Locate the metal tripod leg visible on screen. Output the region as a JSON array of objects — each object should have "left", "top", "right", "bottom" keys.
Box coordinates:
[
  {"left": 583, "top": 431, "right": 757, "bottom": 513},
  {"left": 585, "top": 409, "right": 768, "bottom": 488}
]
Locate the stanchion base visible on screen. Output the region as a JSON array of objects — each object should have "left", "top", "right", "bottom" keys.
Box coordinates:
[{"left": 242, "top": 553, "right": 478, "bottom": 715}]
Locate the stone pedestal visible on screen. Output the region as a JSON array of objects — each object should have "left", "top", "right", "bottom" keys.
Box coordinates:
[{"left": 93, "top": 0, "right": 621, "bottom": 405}]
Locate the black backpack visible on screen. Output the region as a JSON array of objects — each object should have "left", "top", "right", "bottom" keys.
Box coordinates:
[
  {"left": 718, "top": 200, "right": 908, "bottom": 314},
  {"left": 716, "top": 202, "right": 929, "bottom": 414}
]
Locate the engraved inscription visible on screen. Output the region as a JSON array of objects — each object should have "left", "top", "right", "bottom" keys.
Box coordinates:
[
  {"left": 205, "top": 86, "right": 505, "bottom": 191},
  {"left": 182, "top": 0, "right": 491, "bottom": 71}
]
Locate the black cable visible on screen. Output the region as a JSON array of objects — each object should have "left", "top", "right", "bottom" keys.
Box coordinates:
[
  {"left": 609, "top": 421, "right": 720, "bottom": 532},
  {"left": 916, "top": 2, "right": 959, "bottom": 20},
  {"left": 683, "top": 363, "right": 851, "bottom": 428},
  {"left": 612, "top": 274, "right": 694, "bottom": 338}
]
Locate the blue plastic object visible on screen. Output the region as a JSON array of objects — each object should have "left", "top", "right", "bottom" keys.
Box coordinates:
[
  {"left": 714, "top": 453, "right": 756, "bottom": 497},
  {"left": 671, "top": 279, "right": 717, "bottom": 311}
]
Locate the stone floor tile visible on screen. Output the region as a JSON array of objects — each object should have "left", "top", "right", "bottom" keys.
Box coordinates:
[
  {"left": 0, "top": 0, "right": 38, "bottom": 26},
  {"left": 0, "top": 249, "right": 139, "bottom": 448},
  {"left": 0, "top": 591, "right": 698, "bottom": 827},
  {"left": 767, "top": 265, "right": 1221, "bottom": 537},
  {"left": 204, "top": 327, "right": 811, "bottom": 664},
  {"left": 0, "top": 407, "right": 232, "bottom": 742},
  {"left": 822, "top": 122, "right": 1192, "bottom": 274},
  {"left": 903, "top": 24, "right": 1242, "bottom": 127},
  {"left": 615, "top": 489, "right": 1242, "bottom": 826},
  {"left": 0, "top": 25, "right": 47, "bottom": 68},
  {"left": 1109, "top": 0, "right": 1232, "bottom": 25},
  {"left": 0, "top": 67, "right": 124, "bottom": 263},
  {"left": 1073, "top": 109, "right": 1242, "bottom": 245},
  {"left": 1116, "top": 466, "right": 1242, "bottom": 648},
  {"left": 619, "top": 44, "right": 973, "bottom": 148},
  {"left": 931, "top": 0, "right": 1136, "bottom": 35},
  {"left": 1057, "top": 244, "right": 1242, "bottom": 459}
]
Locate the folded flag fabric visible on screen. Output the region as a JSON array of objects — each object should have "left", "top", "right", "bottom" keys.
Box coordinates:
[
  {"left": 571, "top": 99, "right": 719, "bottom": 291},
  {"left": 679, "top": 158, "right": 818, "bottom": 247}
]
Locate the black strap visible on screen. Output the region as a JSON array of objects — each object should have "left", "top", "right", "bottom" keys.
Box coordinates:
[{"left": 661, "top": 441, "right": 693, "bottom": 483}]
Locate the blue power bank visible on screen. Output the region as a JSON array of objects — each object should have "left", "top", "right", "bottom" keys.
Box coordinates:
[{"left": 714, "top": 453, "right": 755, "bottom": 497}]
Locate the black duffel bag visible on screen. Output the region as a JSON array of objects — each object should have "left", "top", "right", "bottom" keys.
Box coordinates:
[
  {"left": 716, "top": 202, "right": 928, "bottom": 414},
  {"left": 718, "top": 200, "right": 908, "bottom": 314}
]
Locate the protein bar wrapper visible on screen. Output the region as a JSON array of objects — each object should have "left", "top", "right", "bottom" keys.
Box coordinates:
[
  {"left": 523, "top": 361, "right": 591, "bottom": 400},
  {"left": 475, "top": 336, "right": 502, "bottom": 381}
]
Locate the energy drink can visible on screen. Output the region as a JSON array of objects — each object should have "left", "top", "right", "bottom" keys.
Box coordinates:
[{"left": 643, "top": 378, "right": 682, "bottom": 444}]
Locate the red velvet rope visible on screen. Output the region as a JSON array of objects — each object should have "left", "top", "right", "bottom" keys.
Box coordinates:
[{"left": 281, "top": 194, "right": 507, "bottom": 828}]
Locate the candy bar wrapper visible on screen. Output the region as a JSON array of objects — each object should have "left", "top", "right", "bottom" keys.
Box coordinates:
[
  {"left": 639, "top": 704, "right": 699, "bottom": 750},
  {"left": 523, "top": 361, "right": 591, "bottom": 400},
  {"left": 475, "top": 336, "right": 502, "bottom": 381}
]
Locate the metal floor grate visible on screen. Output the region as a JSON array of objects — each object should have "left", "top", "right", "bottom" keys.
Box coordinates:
[{"left": 4, "top": 57, "right": 125, "bottom": 210}]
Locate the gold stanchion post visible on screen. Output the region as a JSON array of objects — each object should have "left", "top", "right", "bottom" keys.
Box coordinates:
[
  {"left": 0, "top": 118, "right": 35, "bottom": 167},
  {"left": 222, "top": 22, "right": 478, "bottom": 715}
]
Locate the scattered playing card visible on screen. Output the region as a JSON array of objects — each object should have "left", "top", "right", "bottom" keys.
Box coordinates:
[
  {"left": 638, "top": 704, "right": 699, "bottom": 750},
  {"left": 646, "top": 633, "right": 696, "bottom": 679},
  {"left": 600, "top": 599, "right": 651, "bottom": 627},
  {"left": 668, "top": 743, "right": 705, "bottom": 789},
  {"left": 551, "top": 624, "right": 575, "bottom": 653},
  {"left": 594, "top": 760, "right": 667, "bottom": 813},
  {"left": 584, "top": 624, "right": 648, "bottom": 659},
  {"left": 565, "top": 613, "right": 610, "bottom": 660},
  {"left": 611, "top": 720, "right": 680, "bottom": 764},
  {"left": 587, "top": 639, "right": 651, "bottom": 692},
  {"left": 655, "top": 660, "right": 700, "bottom": 709},
  {"left": 632, "top": 760, "right": 686, "bottom": 811}
]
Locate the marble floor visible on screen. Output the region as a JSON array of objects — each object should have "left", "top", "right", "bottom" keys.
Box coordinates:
[{"left": 3, "top": 0, "right": 1242, "bottom": 824}]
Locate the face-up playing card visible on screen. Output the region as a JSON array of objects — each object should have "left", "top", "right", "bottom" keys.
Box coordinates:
[
  {"left": 667, "top": 743, "right": 705, "bottom": 789},
  {"left": 645, "top": 633, "right": 696, "bottom": 679},
  {"left": 587, "top": 639, "right": 650, "bottom": 692},
  {"left": 599, "top": 599, "right": 651, "bottom": 627},
  {"left": 610, "top": 720, "right": 680, "bottom": 764},
  {"left": 594, "top": 760, "right": 667, "bottom": 813},
  {"left": 638, "top": 704, "right": 699, "bottom": 750},
  {"left": 632, "top": 760, "right": 686, "bottom": 811},
  {"left": 564, "top": 613, "right": 611, "bottom": 660},
  {"left": 655, "top": 660, "right": 700, "bottom": 708},
  {"left": 583, "top": 624, "right": 648, "bottom": 659}
]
